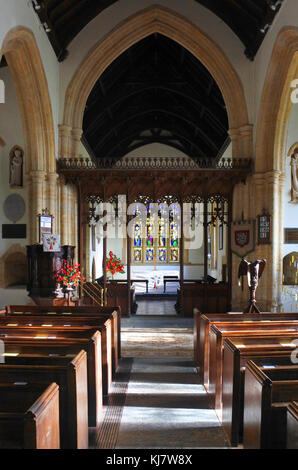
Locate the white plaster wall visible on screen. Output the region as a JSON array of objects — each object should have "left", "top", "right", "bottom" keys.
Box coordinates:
[
  {"left": 0, "top": 287, "right": 33, "bottom": 308},
  {"left": 0, "top": 66, "right": 27, "bottom": 256},
  {"left": 283, "top": 102, "right": 298, "bottom": 258},
  {"left": 124, "top": 143, "right": 189, "bottom": 159},
  {"left": 0, "top": 65, "right": 31, "bottom": 305},
  {"left": 281, "top": 100, "right": 298, "bottom": 312},
  {"left": 0, "top": 0, "right": 60, "bottom": 156}
]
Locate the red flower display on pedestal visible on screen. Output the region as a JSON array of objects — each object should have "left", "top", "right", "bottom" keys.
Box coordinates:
[
  {"left": 54, "top": 260, "right": 86, "bottom": 289},
  {"left": 106, "top": 251, "right": 125, "bottom": 280}
]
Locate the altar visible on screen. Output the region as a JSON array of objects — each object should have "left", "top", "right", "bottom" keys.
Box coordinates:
[{"left": 131, "top": 268, "right": 180, "bottom": 294}]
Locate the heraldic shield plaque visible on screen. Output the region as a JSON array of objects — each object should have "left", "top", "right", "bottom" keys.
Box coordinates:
[{"left": 231, "top": 221, "right": 255, "bottom": 257}]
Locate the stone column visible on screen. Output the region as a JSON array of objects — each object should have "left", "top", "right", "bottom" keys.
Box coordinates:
[
  {"left": 264, "top": 170, "right": 282, "bottom": 311},
  {"left": 71, "top": 128, "right": 83, "bottom": 158},
  {"left": 59, "top": 125, "right": 72, "bottom": 158},
  {"left": 28, "top": 170, "right": 46, "bottom": 244},
  {"left": 228, "top": 128, "right": 240, "bottom": 159},
  {"left": 239, "top": 125, "right": 253, "bottom": 159},
  {"left": 60, "top": 178, "right": 70, "bottom": 246},
  {"left": 46, "top": 172, "right": 59, "bottom": 232}
]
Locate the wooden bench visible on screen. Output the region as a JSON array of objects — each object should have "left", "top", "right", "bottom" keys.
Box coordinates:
[
  {"left": 222, "top": 343, "right": 297, "bottom": 446},
  {"left": 209, "top": 325, "right": 298, "bottom": 413},
  {"left": 287, "top": 401, "right": 298, "bottom": 449},
  {"left": 0, "top": 320, "right": 113, "bottom": 396},
  {"left": 0, "top": 382, "right": 60, "bottom": 449},
  {"left": 0, "top": 335, "right": 102, "bottom": 428},
  {"left": 2, "top": 313, "right": 117, "bottom": 379},
  {"left": 243, "top": 360, "right": 298, "bottom": 448},
  {"left": 195, "top": 312, "right": 298, "bottom": 387},
  {"left": 6, "top": 305, "right": 121, "bottom": 365},
  {"left": 0, "top": 351, "right": 88, "bottom": 449}
]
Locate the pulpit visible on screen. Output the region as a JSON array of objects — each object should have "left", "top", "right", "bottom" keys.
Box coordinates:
[{"left": 27, "top": 244, "right": 75, "bottom": 301}]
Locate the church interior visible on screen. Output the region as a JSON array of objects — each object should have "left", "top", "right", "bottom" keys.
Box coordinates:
[{"left": 0, "top": 0, "right": 298, "bottom": 452}]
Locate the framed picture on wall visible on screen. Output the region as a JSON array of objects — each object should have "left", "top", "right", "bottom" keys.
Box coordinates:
[
  {"left": 38, "top": 209, "right": 53, "bottom": 244},
  {"left": 257, "top": 211, "right": 271, "bottom": 245},
  {"left": 219, "top": 224, "right": 223, "bottom": 251}
]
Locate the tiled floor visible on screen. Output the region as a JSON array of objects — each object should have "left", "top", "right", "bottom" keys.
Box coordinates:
[
  {"left": 115, "top": 358, "right": 229, "bottom": 449},
  {"left": 97, "top": 313, "right": 230, "bottom": 449},
  {"left": 136, "top": 299, "right": 177, "bottom": 316}
]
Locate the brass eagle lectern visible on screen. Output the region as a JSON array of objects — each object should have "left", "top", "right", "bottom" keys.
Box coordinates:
[{"left": 238, "top": 258, "right": 267, "bottom": 313}]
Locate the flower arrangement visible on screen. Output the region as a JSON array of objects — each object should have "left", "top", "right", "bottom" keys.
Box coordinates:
[
  {"left": 54, "top": 260, "right": 86, "bottom": 289},
  {"left": 106, "top": 251, "right": 125, "bottom": 279}
]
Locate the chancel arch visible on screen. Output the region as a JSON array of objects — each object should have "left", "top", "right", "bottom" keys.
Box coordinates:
[{"left": 61, "top": 5, "right": 252, "bottom": 161}]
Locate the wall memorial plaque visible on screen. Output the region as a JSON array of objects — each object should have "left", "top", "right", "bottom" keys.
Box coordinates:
[
  {"left": 3, "top": 194, "right": 25, "bottom": 223},
  {"left": 284, "top": 228, "right": 298, "bottom": 244},
  {"left": 2, "top": 224, "right": 26, "bottom": 239},
  {"left": 257, "top": 212, "right": 271, "bottom": 245}
]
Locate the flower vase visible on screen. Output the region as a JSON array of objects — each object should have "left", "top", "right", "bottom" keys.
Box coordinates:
[{"left": 65, "top": 286, "right": 74, "bottom": 306}]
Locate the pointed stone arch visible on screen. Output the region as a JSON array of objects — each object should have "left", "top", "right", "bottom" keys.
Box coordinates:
[
  {"left": 256, "top": 27, "right": 298, "bottom": 173},
  {"left": 0, "top": 26, "right": 56, "bottom": 173},
  {"left": 0, "top": 27, "right": 57, "bottom": 242},
  {"left": 62, "top": 5, "right": 251, "bottom": 160},
  {"left": 253, "top": 27, "right": 298, "bottom": 312}
]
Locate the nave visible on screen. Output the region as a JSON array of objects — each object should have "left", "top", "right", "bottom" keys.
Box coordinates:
[
  {"left": 95, "top": 314, "right": 229, "bottom": 449},
  {"left": 1, "top": 302, "right": 298, "bottom": 450}
]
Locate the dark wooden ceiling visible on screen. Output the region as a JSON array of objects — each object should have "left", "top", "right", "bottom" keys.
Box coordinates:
[
  {"left": 82, "top": 34, "right": 229, "bottom": 160},
  {"left": 32, "top": 0, "right": 284, "bottom": 61}
]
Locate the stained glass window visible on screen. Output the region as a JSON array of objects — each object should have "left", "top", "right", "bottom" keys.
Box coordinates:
[{"left": 132, "top": 202, "right": 180, "bottom": 264}]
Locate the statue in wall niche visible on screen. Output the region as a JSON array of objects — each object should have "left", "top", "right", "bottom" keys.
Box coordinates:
[
  {"left": 290, "top": 152, "right": 298, "bottom": 202},
  {"left": 9, "top": 146, "right": 23, "bottom": 187},
  {"left": 238, "top": 258, "right": 267, "bottom": 313}
]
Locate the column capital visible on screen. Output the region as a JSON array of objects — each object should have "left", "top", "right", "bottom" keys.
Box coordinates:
[
  {"left": 58, "top": 124, "right": 72, "bottom": 136},
  {"left": 239, "top": 124, "right": 253, "bottom": 136},
  {"left": 28, "top": 170, "right": 46, "bottom": 183},
  {"left": 47, "top": 172, "right": 59, "bottom": 184},
  {"left": 228, "top": 128, "right": 240, "bottom": 139},
  {"left": 71, "top": 127, "right": 83, "bottom": 139}
]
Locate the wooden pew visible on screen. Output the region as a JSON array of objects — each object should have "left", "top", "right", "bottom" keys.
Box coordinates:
[
  {"left": 0, "top": 382, "right": 60, "bottom": 449},
  {"left": 6, "top": 305, "right": 121, "bottom": 365},
  {"left": 0, "top": 325, "right": 108, "bottom": 419},
  {"left": 2, "top": 314, "right": 117, "bottom": 378},
  {"left": 0, "top": 321, "right": 112, "bottom": 396},
  {"left": 222, "top": 343, "right": 297, "bottom": 446},
  {"left": 243, "top": 359, "right": 298, "bottom": 449},
  {"left": 287, "top": 401, "right": 298, "bottom": 449},
  {"left": 195, "top": 311, "right": 298, "bottom": 386},
  {"left": 0, "top": 335, "right": 102, "bottom": 428},
  {"left": 0, "top": 351, "right": 88, "bottom": 449},
  {"left": 209, "top": 324, "right": 298, "bottom": 413}
]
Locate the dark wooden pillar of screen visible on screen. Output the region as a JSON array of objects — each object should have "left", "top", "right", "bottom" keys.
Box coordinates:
[
  {"left": 203, "top": 197, "right": 208, "bottom": 313},
  {"left": 126, "top": 186, "right": 131, "bottom": 316},
  {"left": 78, "top": 182, "right": 84, "bottom": 296},
  {"left": 228, "top": 193, "right": 233, "bottom": 312},
  {"left": 103, "top": 184, "right": 107, "bottom": 295},
  {"left": 179, "top": 197, "right": 184, "bottom": 315}
]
